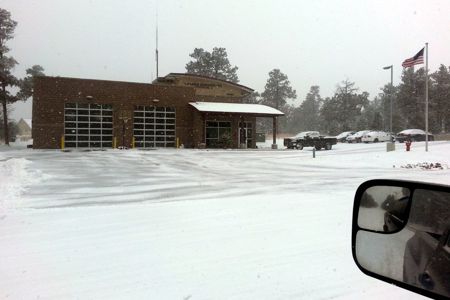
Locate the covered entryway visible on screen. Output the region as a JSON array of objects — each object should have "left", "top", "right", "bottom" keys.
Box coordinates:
[{"left": 190, "top": 102, "right": 284, "bottom": 149}]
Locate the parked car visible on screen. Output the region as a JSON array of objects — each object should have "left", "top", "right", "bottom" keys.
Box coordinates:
[
  {"left": 346, "top": 130, "right": 370, "bottom": 143},
  {"left": 395, "top": 129, "right": 434, "bottom": 143},
  {"left": 284, "top": 131, "right": 337, "bottom": 150},
  {"left": 335, "top": 131, "right": 356, "bottom": 143},
  {"left": 361, "top": 131, "right": 392, "bottom": 143}
]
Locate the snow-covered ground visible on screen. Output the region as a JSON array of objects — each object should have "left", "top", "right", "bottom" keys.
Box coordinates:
[{"left": 1, "top": 141, "right": 449, "bottom": 299}]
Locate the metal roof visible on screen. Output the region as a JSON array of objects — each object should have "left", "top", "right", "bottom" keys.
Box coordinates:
[
  {"left": 164, "top": 73, "right": 254, "bottom": 93},
  {"left": 189, "top": 102, "right": 284, "bottom": 116}
]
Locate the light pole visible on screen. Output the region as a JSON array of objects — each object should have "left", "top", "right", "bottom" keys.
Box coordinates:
[{"left": 383, "top": 65, "right": 393, "bottom": 133}]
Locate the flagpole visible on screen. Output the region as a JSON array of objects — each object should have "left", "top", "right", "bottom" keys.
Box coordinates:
[
  {"left": 155, "top": 5, "right": 159, "bottom": 79},
  {"left": 425, "top": 42, "right": 429, "bottom": 152},
  {"left": 390, "top": 66, "right": 393, "bottom": 134}
]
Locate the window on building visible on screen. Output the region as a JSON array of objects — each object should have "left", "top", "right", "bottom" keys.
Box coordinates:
[{"left": 205, "top": 121, "right": 232, "bottom": 148}]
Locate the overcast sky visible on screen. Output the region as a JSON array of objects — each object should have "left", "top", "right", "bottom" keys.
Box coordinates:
[{"left": 3, "top": 0, "right": 450, "bottom": 120}]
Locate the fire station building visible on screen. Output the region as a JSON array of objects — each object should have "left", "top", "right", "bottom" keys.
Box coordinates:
[{"left": 32, "top": 73, "right": 283, "bottom": 149}]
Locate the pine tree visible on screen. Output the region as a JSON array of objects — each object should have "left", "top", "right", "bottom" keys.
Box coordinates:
[
  {"left": 0, "top": 8, "right": 20, "bottom": 145},
  {"left": 242, "top": 91, "right": 260, "bottom": 104},
  {"left": 396, "top": 68, "right": 426, "bottom": 129},
  {"left": 430, "top": 65, "right": 450, "bottom": 132},
  {"left": 376, "top": 84, "right": 400, "bottom": 132},
  {"left": 261, "top": 69, "right": 296, "bottom": 110},
  {"left": 17, "top": 65, "right": 45, "bottom": 101},
  {"left": 319, "top": 96, "right": 341, "bottom": 134},
  {"left": 293, "top": 85, "right": 322, "bottom": 132},
  {"left": 320, "top": 80, "right": 369, "bottom": 134},
  {"left": 185, "top": 47, "right": 239, "bottom": 83},
  {"left": 260, "top": 69, "right": 296, "bottom": 133}
]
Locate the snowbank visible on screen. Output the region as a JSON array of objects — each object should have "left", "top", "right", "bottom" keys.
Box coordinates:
[{"left": 0, "top": 158, "right": 42, "bottom": 209}]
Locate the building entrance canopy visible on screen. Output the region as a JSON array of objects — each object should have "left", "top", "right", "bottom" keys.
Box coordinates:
[
  {"left": 189, "top": 102, "right": 284, "bottom": 117},
  {"left": 190, "top": 101, "right": 284, "bottom": 149}
]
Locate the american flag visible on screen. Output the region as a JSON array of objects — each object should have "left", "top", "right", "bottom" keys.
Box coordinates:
[{"left": 402, "top": 48, "right": 424, "bottom": 68}]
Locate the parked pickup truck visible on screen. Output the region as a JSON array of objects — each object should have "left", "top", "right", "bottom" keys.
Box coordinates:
[{"left": 284, "top": 131, "right": 337, "bottom": 150}]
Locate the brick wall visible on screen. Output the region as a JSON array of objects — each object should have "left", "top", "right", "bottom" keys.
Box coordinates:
[
  {"left": 32, "top": 76, "right": 196, "bottom": 149},
  {"left": 32, "top": 76, "right": 256, "bottom": 149}
]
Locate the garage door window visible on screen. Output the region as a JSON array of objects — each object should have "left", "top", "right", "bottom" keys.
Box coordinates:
[
  {"left": 133, "top": 106, "right": 176, "bottom": 148},
  {"left": 64, "top": 103, "right": 113, "bottom": 148}
]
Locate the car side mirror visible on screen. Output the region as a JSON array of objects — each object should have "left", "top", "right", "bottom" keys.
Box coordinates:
[{"left": 352, "top": 180, "right": 450, "bottom": 300}]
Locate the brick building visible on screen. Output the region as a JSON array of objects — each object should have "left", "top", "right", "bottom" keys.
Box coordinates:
[{"left": 32, "top": 74, "right": 283, "bottom": 149}]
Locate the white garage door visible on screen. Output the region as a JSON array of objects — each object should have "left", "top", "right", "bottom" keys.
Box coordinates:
[{"left": 64, "top": 103, "right": 113, "bottom": 148}]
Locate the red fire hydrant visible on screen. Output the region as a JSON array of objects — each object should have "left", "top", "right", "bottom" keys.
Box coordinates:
[{"left": 405, "top": 140, "right": 412, "bottom": 151}]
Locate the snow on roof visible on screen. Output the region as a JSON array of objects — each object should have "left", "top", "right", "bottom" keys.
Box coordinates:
[
  {"left": 351, "top": 130, "right": 370, "bottom": 137},
  {"left": 336, "top": 131, "right": 353, "bottom": 139},
  {"left": 165, "top": 73, "right": 254, "bottom": 93},
  {"left": 398, "top": 129, "right": 427, "bottom": 135},
  {"left": 24, "top": 119, "right": 32, "bottom": 129},
  {"left": 293, "top": 131, "right": 320, "bottom": 138},
  {"left": 18, "top": 118, "right": 32, "bottom": 129},
  {"left": 189, "top": 102, "right": 284, "bottom": 116}
]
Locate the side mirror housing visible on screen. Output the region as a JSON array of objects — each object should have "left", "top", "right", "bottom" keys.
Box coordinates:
[{"left": 352, "top": 179, "right": 450, "bottom": 300}]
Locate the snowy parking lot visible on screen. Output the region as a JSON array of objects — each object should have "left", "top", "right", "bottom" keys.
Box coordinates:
[{"left": 1, "top": 141, "right": 449, "bottom": 299}]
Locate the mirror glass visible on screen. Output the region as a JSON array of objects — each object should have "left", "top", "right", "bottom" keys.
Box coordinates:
[
  {"left": 355, "top": 188, "right": 450, "bottom": 298},
  {"left": 358, "top": 186, "right": 411, "bottom": 232}
]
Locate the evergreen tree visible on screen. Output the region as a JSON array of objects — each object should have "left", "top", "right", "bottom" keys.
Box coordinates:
[
  {"left": 261, "top": 69, "right": 296, "bottom": 110},
  {"left": 320, "top": 96, "right": 341, "bottom": 134},
  {"left": 0, "top": 8, "right": 19, "bottom": 145},
  {"left": 359, "top": 97, "right": 384, "bottom": 131},
  {"left": 396, "top": 68, "right": 426, "bottom": 129},
  {"left": 17, "top": 65, "right": 45, "bottom": 101},
  {"left": 260, "top": 69, "right": 296, "bottom": 133},
  {"left": 185, "top": 47, "right": 239, "bottom": 83},
  {"left": 293, "top": 85, "right": 322, "bottom": 132},
  {"left": 430, "top": 65, "right": 450, "bottom": 132},
  {"left": 242, "top": 91, "right": 260, "bottom": 104},
  {"left": 0, "top": 103, "right": 16, "bottom": 141},
  {"left": 319, "top": 80, "right": 369, "bottom": 134},
  {"left": 376, "top": 84, "right": 400, "bottom": 132},
  {"left": 279, "top": 104, "right": 296, "bottom": 134}
]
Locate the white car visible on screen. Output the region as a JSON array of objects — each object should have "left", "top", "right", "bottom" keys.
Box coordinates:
[
  {"left": 361, "top": 131, "right": 392, "bottom": 143},
  {"left": 336, "top": 131, "right": 356, "bottom": 142},
  {"left": 346, "top": 130, "right": 370, "bottom": 143}
]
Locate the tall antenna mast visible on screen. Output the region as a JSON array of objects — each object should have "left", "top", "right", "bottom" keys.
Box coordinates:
[{"left": 155, "top": 8, "right": 159, "bottom": 79}]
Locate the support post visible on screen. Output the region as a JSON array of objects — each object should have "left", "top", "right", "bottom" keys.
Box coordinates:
[
  {"left": 272, "top": 116, "right": 278, "bottom": 149},
  {"left": 61, "top": 135, "right": 65, "bottom": 150}
]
